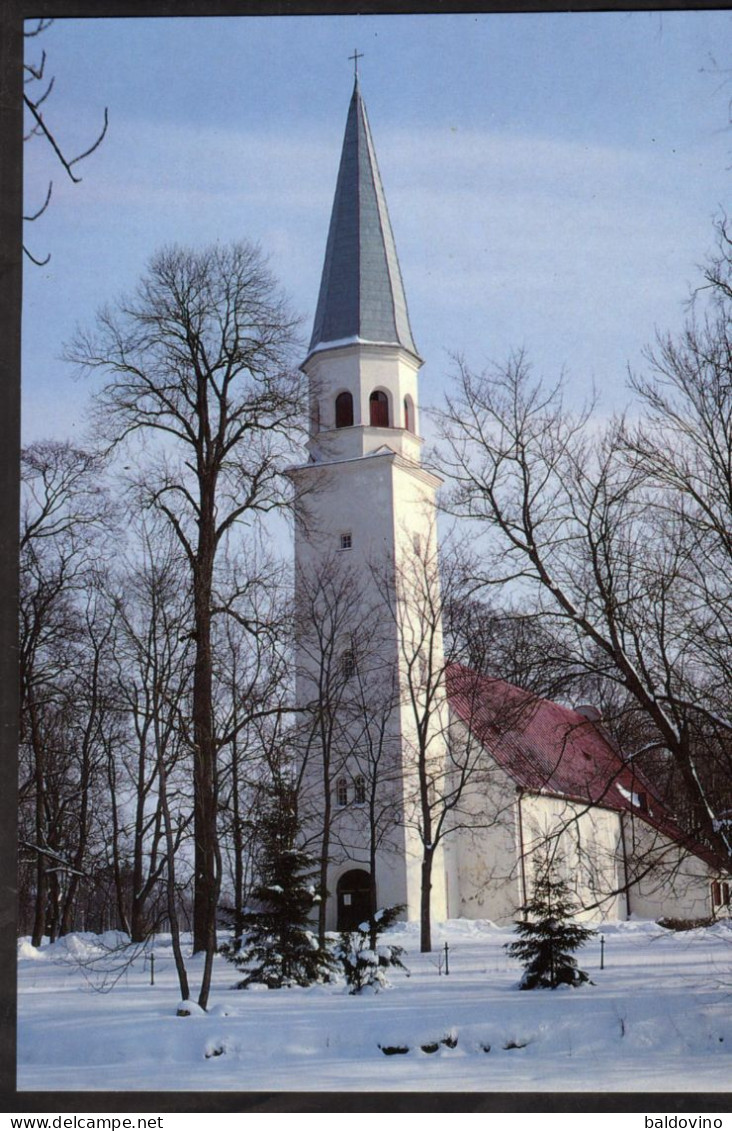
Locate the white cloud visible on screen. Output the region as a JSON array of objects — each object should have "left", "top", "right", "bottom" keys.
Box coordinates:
[{"left": 22, "top": 102, "right": 727, "bottom": 439}]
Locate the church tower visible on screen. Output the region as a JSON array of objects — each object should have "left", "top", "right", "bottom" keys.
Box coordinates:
[{"left": 291, "top": 75, "right": 451, "bottom": 932}]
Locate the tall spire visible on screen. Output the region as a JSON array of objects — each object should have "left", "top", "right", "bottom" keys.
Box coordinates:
[{"left": 307, "top": 79, "right": 419, "bottom": 361}]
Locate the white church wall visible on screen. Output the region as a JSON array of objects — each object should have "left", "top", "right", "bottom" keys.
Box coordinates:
[
  {"left": 387, "top": 459, "right": 451, "bottom": 925},
  {"left": 291, "top": 448, "right": 451, "bottom": 928},
  {"left": 622, "top": 814, "right": 715, "bottom": 921},
  {"left": 519, "top": 793, "right": 627, "bottom": 921},
  {"left": 444, "top": 728, "right": 524, "bottom": 924},
  {"left": 293, "top": 460, "right": 395, "bottom": 575},
  {"left": 291, "top": 452, "right": 404, "bottom": 928},
  {"left": 452, "top": 804, "right": 524, "bottom": 925}
]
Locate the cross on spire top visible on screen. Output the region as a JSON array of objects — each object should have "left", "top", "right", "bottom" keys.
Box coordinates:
[{"left": 349, "top": 49, "right": 364, "bottom": 80}]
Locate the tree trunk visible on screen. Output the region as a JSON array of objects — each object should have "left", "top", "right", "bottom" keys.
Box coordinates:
[
  {"left": 420, "top": 851, "right": 434, "bottom": 953},
  {"left": 230, "top": 735, "right": 245, "bottom": 942},
  {"left": 47, "top": 870, "right": 61, "bottom": 943},
  {"left": 107, "top": 756, "right": 131, "bottom": 936},
  {"left": 368, "top": 786, "right": 379, "bottom": 949},
  {"left": 158, "top": 732, "right": 190, "bottom": 1002},
  {"left": 28, "top": 691, "right": 48, "bottom": 947},
  {"left": 317, "top": 822, "right": 331, "bottom": 947},
  {"left": 130, "top": 731, "right": 150, "bottom": 942},
  {"left": 31, "top": 855, "right": 48, "bottom": 948},
  {"left": 191, "top": 482, "right": 220, "bottom": 1011},
  {"left": 60, "top": 695, "right": 95, "bottom": 937},
  {"left": 419, "top": 736, "right": 434, "bottom": 953},
  {"left": 317, "top": 728, "right": 332, "bottom": 948}
]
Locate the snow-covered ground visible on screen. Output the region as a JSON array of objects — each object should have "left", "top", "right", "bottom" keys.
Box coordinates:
[{"left": 17, "top": 918, "right": 732, "bottom": 1093}]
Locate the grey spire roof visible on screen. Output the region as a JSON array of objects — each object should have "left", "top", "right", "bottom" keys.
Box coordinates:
[{"left": 307, "top": 79, "right": 419, "bottom": 360}]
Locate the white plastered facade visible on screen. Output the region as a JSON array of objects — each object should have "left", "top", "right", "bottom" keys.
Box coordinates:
[{"left": 291, "top": 336, "right": 450, "bottom": 931}]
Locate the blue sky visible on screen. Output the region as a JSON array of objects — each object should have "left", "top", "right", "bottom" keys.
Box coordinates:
[{"left": 22, "top": 11, "right": 732, "bottom": 443}]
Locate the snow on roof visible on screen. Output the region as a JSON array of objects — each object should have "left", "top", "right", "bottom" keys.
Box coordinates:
[{"left": 446, "top": 663, "right": 723, "bottom": 870}]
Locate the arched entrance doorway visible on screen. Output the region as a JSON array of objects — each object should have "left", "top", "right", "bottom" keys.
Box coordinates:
[{"left": 336, "top": 869, "right": 372, "bottom": 931}]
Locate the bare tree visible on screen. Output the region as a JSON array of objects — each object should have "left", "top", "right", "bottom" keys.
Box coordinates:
[
  {"left": 620, "top": 223, "right": 732, "bottom": 849},
  {"left": 23, "top": 19, "right": 108, "bottom": 266},
  {"left": 213, "top": 548, "right": 293, "bottom": 942},
  {"left": 294, "top": 556, "right": 369, "bottom": 946},
  {"left": 108, "top": 520, "right": 195, "bottom": 944},
  {"left": 68, "top": 242, "right": 304, "bottom": 1009},
  {"left": 437, "top": 327, "right": 731, "bottom": 870},
  {"left": 294, "top": 551, "right": 411, "bottom": 947},
  {"left": 445, "top": 596, "right": 586, "bottom": 702},
  {"left": 346, "top": 656, "right": 403, "bottom": 948},
  {"left": 382, "top": 529, "right": 498, "bottom": 952},
  {"left": 696, "top": 213, "right": 732, "bottom": 306},
  {"left": 110, "top": 517, "right": 200, "bottom": 1000},
  {"left": 56, "top": 577, "right": 122, "bottom": 937},
  {"left": 19, "top": 442, "right": 112, "bottom": 944}
]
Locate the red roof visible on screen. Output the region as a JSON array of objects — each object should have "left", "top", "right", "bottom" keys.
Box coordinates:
[{"left": 446, "top": 663, "right": 721, "bottom": 869}]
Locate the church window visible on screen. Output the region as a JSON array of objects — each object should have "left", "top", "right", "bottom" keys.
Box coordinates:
[
  {"left": 713, "top": 880, "right": 730, "bottom": 907},
  {"left": 336, "top": 778, "right": 348, "bottom": 807},
  {"left": 335, "top": 391, "right": 354, "bottom": 428},
  {"left": 354, "top": 776, "right": 366, "bottom": 805},
  {"left": 404, "top": 395, "right": 415, "bottom": 433},
  {"left": 412, "top": 533, "right": 422, "bottom": 556},
  {"left": 341, "top": 648, "right": 356, "bottom": 680},
  {"left": 339, "top": 532, "right": 352, "bottom": 551},
  {"left": 369, "top": 390, "right": 389, "bottom": 428}
]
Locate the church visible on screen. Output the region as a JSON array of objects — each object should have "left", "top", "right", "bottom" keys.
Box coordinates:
[{"left": 288, "top": 73, "right": 728, "bottom": 933}]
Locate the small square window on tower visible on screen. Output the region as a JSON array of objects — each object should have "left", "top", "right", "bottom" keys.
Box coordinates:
[{"left": 339, "top": 532, "right": 352, "bottom": 551}]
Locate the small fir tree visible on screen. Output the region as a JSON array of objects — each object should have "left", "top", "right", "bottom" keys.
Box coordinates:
[
  {"left": 334, "top": 905, "right": 408, "bottom": 993},
  {"left": 220, "top": 793, "right": 333, "bottom": 989},
  {"left": 506, "top": 853, "right": 595, "bottom": 990}
]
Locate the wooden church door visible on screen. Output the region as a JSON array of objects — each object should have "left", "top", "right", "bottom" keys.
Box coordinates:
[{"left": 336, "top": 869, "right": 372, "bottom": 931}]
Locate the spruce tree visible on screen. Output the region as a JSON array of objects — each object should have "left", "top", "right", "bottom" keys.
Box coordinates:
[
  {"left": 220, "top": 792, "right": 333, "bottom": 989},
  {"left": 334, "top": 905, "right": 408, "bottom": 993},
  {"left": 506, "top": 853, "right": 595, "bottom": 990}
]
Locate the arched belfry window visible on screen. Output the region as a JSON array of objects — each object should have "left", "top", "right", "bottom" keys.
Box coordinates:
[
  {"left": 404, "top": 395, "right": 415, "bottom": 433},
  {"left": 369, "top": 390, "right": 389, "bottom": 428},
  {"left": 335, "top": 391, "right": 354, "bottom": 428}
]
